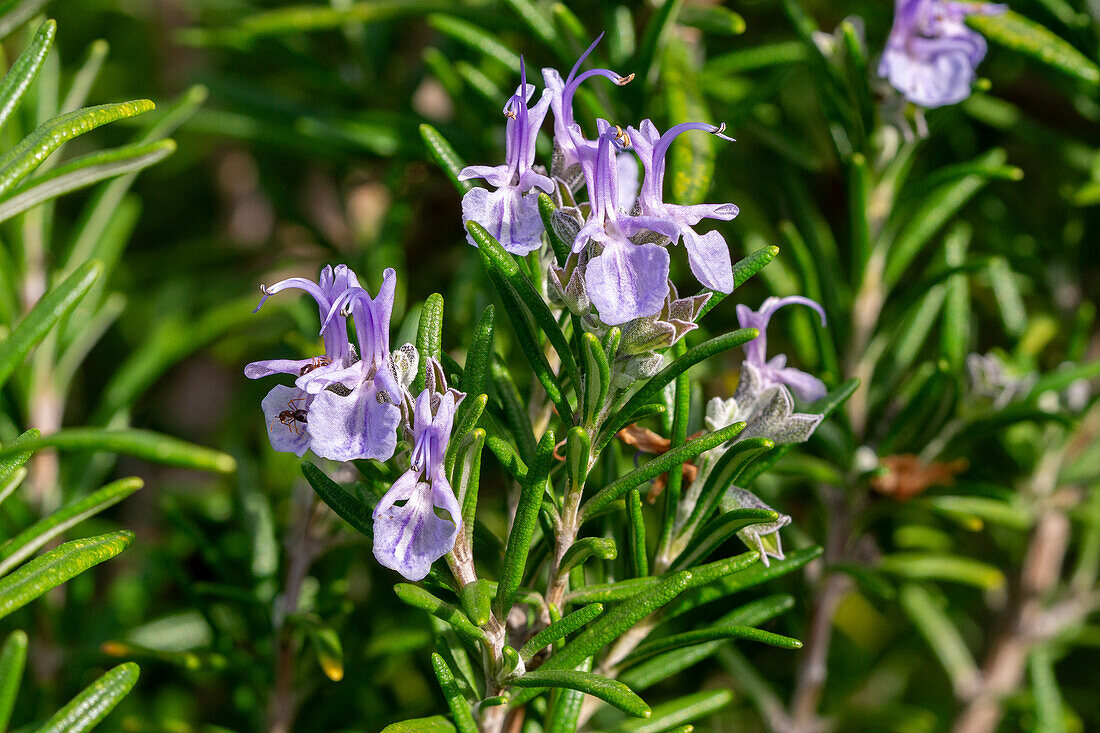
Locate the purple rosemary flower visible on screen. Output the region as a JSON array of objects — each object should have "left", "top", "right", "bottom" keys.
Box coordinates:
[
  {"left": 628, "top": 119, "right": 739, "bottom": 293},
  {"left": 736, "top": 296, "right": 828, "bottom": 402},
  {"left": 459, "top": 59, "right": 553, "bottom": 255},
  {"left": 575, "top": 121, "right": 676, "bottom": 325},
  {"left": 373, "top": 387, "right": 462, "bottom": 580},
  {"left": 542, "top": 34, "right": 633, "bottom": 186},
  {"left": 246, "top": 265, "right": 360, "bottom": 456},
  {"left": 303, "top": 268, "right": 404, "bottom": 463},
  {"left": 879, "top": 0, "right": 1006, "bottom": 108}
]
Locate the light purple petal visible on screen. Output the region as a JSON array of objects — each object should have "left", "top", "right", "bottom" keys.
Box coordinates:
[
  {"left": 261, "top": 385, "right": 311, "bottom": 456},
  {"left": 458, "top": 164, "right": 512, "bottom": 188},
  {"left": 774, "top": 366, "right": 828, "bottom": 403},
  {"left": 245, "top": 358, "right": 316, "bottom": 380},
  {"left": 372, "top": 473, "right": 460, "bottom": 581},
  {"left": 307, "top": 380, "right": 400, "bottom": 462},
  {"left": 585, "top": 240, "right": 670, "bottom": 325},
  {"left": 295, "top": 359, "right": 362, "bottom": 395},
  {"left": 681, "top": 227, "right": 734, "bottom": 293},
  {"left": 461, "top": 185, "right": 545, "bottom": 256},
  {"left": 672, "top": 202, "right": 740, "bottom": 226}
]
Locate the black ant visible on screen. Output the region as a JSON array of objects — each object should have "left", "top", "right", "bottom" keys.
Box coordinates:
[
  {"left": 299, "top": 355, "right": 331, "bottom": 376},
  {"left": 272, "top": 397, "right": 309, "bottom": 437}
]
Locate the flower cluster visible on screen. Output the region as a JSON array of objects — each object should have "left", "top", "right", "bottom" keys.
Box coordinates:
[
  {"left": 879, "top": 0, "right": 1006, "bottom": 108},
  {"left": 246, "top": 266, "right": 464, "bottom": 580},
  {"left": 461, "top": 35, "right": 740, "bottom": 328}
]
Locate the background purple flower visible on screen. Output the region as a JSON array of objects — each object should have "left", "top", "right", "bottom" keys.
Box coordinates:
[
  {"left": 737, "top": 296, "right": 829, "bottom": 402},
  {"left": 879, "top": 0, "right": 1006, "bottom": 108}
]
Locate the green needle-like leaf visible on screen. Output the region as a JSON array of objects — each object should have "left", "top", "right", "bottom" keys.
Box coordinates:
[
  {"left": 0, "top": 477, "right": 142, "bottom": 577},
  {"left": 624, "top": 624, "right": 802, "bottom": 665},
  {"left": 0, "top": 428, "right": 39, "bottom": 487},
  {"left": 0, "top": 260, "right": 100, "bottom": 391},
  {"left": 0, "top": 531, "right": 133, "bottom": 621},
  {"left": 697, "top": 246, "right": 780, "bottom": 319},
  {"left": 679, "top": 438, "right": 776, "bottom": 540},
  {"left": 508, "top": 670, "right": 650, "bottom": 718},
  {"left": 879, "top": 553, "right": 1006, "bottom": 589},
  {"left": 582, "top": 422, "right": 745, "bottom": 519},
  {"left": 519, "top": 603, "right": 604, "bottom": 663},
  {"left": 0, "top": 630, "right": 27, "bottom": 732},
  {"left": 899, "top": 584, "right": 979, "bottom": 697},
  {"left": 380, "top": 716, "right": 456, "bottom": 733},
  {"left": 0, "top": 20, "right": 55, "bottom": 134},
  {"left": 33, "top": 662, "right": 139, "bottom": 733},
  {"left": 0, "top": 99, "right": 155, "bottom": 198},
  {"left": 428, "top": 15, "right": 520, "bottom": 70},
  {"left": 969, "top": 10, "right": 1100, "bottom": 85},
  {"left": 496, "top": 430, "right": 554, "bottom": 619},
  {"left": 415, "top": 293, "right": 444, "bottom": 393},
  {"left": 610, "top": 329, "right": 758, "bottom": 443},
  {"left": 302, "top": 461, "right": 373, "bottom": 539},
  {"left": 537, "top": 193, "right": 571, "bottom": 265},
  {"left": 626, "top": 489, "right": 648, "bottom": 577},
  {"left": 0, "top": 429, "right": 236, "bottom": 474},
  {"left": 606, "top": 689, "right": 733, "bottom": 732},
  {"left": 672, "top": 506, "right": 778, "bottom": 571},
  {"left": 458, "top": 579, "right": 493, "bottom": 628},
  {"left": 559, "top": 537, "right": 617, "bottom": 575},
  {"left": 430, "top": 653, "right": 477, "bottom": 733},
  {"left": 394, "top": 584, "right": 488, "bottom": 645},
  {"left": 419, "top": 123, "right": 471, "bottom": 194},
  {"left": 0, "top": 139, "right": 176, "bottom": 225},
  {"left": 582, "top": 332, "right": 610, "bottom": 426}
]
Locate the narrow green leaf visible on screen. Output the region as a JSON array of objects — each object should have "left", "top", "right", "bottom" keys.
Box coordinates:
[
  {"left": 420, "top": 123, "right": 472, "bottom": 194},
  {"left": 0, "top": 630, "right": 27, "bottom": 732},
  {"left": 469, "top": 221, "right": 581, "bottom": 398},
  {"left": 582, "top": 422, "right": 745, "bottom": 520},
  {"left": 462, "top": 306, "right": 495, "bottom": 401},
  {"left": 491, "top": 359, "right": 537, "bottom": 462},
  {"left": 540, "top": 571, "right": 692, "bottom": 675},
  {"left": 623, "top": 595, "right": 795, "bottom": 690},
  {"left": 496, "top": 430, "right": 555, "bottom": 618},
  {"left": 1029, "top": 645, "right": 1067, "bottom": 733},
  {"left": 0, "top": 100, "right": 155, "bottom": 198},
  {"left": 565, "top": 551, "right": 760, "bottom": 606},
  {"left": 0, "top": 531, "right": 133, "bottom": 621},
  {"left": 625, "top": 624, "right": 801, "bottom": 666},
  {"left": 626, "top": 489, "right": 648, "bottom": 577},
  {"left": 940, "top": 225, "right": 971, "bottom": 371},
  {"left": 0, "top": 428, "right": 236, "bottom": 474},
  {"left": 0, "top": 428, "right": 40, "bottom": 486},
  {"left": 680, "top": 4, "right": 745, "bottom": 35},
  {"left": 0, "top": 477, "right": 142, "bottom": 577},
  {"left": 635, "top": 0, "right": 683, "bottom": 85},
  {"left": 607, "top": 689, "right": 733, "bottom": 733},
  {"left": 0, "top": 20, "right": 55, "bottom": 133},
  {"left": 303, "top": 461, "right": 373, "bottom": 538},
  {"left": 899, "top": 583, "right": 979, "bottom": 697},
  {"left": 501, "top": 0, "right": 556, "bottom": 51},
  {"left": 519, "top": 603, "right": 604, "bottom": 663},
  {"left": 0, "top": 260, "right": 100, "bottom": 391},
  {"left": 380, "top": 716, "right": 455, "bottom": 733},
  {"left": 454, "top": 428, "right": 486, "bottom": 550},
  {"left": 698, "top": 246, "right": 780, "bottom": 319},
  {"left": 611, "top": 329, "right": 758, "bottom": 438},
  {"left": 0, "top": 140, "right": 175, "bottom": 225},
  {"left": 415, "top": 293, "right": 444, "bottom": 393},
  {"left": 582, "top": 332, "right": 610, "bottom": 425},
  {"left": 509, "top": 670, "right": 650, "bottom": 718},
  {"left": 458, "top": 579, "right": 493, "bottom": 628},
  {"left": 657, "top": 343, "right": 690, "bottom": 555},
  {"left": 879, "top": 553, "right": 1005, "bottom": 589},
  {"left": 538, "top": 193, "right": 571, "bottom": 265},
  {"left": 394, "top": 584, "right": 488, "bottom": 645},
  {"left": 919, "top": 495, "right": 1031, "bottom": 531},
  {"left": 0, "top": 0, "right": 49, "bottom": 39},
  {"left": 663, "top": 36, "right": 719, "bottom": 205},
  {"left": 430, "top": 653, "right": 477, "bottom": 733},
  {"left": 566, "top": 425, "right": 591, "bottom": 490},
  {"left": 560, "top": 537, "right": 617, "bottom": 575},
  {"left": 672, "top": 507, "right": 778, "bottom": 571},
  {"left": 544, "top": 660, "right": 589, "bottom": 733},
  {"left": 969, "top": 10, "right": 1100, "bottom": 84},
  {"left": 662, "top": 546, "right": 821, "bottom": 618},
  {"left": 882, "top": 149, "right": 1003, "bottom": 287},
  {"left": 428, "top": 15, "right": 520, "bottom": 70},
  {"left": 679, "top": 438, "right": 776, "bottom": 542},
  {"left": 33, "top": 662, "right": 139, "bottom": 733}
]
